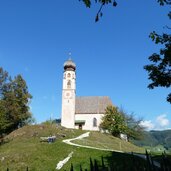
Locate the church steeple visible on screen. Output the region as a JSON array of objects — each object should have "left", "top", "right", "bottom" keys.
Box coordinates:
[
  {"left": 61, "top": 58, "right": 76, "bottom": 128},
  {"left": 63, "top": 58, "right": 76, "bottom": 71}
]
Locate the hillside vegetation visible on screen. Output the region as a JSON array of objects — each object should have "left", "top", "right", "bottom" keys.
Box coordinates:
[
  {"left": 0, "top": 124, "right": 145, "bottom": 171},
  {"left": 132, "top": 130, "right": 171, "bottom": 151}
]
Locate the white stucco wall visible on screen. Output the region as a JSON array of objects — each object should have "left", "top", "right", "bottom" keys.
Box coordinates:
[
  {"left": 75, "top": 113, "right": 104, "bottom": 131},
  {"left": 61, "top": 70, "right": 76, "bottom": 129},
  {"left": 61, "top": 94, "right": 75, "bottom": 128},
  {"left": 63, "top": 71, "right": 76, "bottom": 90}
]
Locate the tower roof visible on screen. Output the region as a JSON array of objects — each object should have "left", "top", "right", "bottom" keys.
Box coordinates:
[{"left": 64, "top": 58, "right": 76, "bottom": 71}]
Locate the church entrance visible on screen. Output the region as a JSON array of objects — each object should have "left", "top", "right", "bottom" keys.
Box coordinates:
[
  {"left": 75, "top": 120, "right": 85, "bottom": 130},
  {"left": 78, "top": 124, "right": 82, "bottom": 130}
]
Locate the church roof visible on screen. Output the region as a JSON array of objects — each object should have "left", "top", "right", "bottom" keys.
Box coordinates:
[{"left": 75, "top": 96, "right": 112, "bottom": 114}]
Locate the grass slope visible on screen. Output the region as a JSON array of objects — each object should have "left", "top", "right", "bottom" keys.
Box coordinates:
[
  {"left": 73, "top": 132, "right": 144, "bottom": 153},
  {"left": 0, "top": 124, "right": 144, "bottom": 171}
]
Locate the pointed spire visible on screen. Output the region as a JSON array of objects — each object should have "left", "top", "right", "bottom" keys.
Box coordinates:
[
  {"left": 64, "top": 53, "right": 76, "bottom": 71},
  {"left": 68, "top": 52, "right": 72, "bottom": 61}
]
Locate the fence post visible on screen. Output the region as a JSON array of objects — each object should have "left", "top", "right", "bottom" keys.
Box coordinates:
[
  {"left": 94, "top": 159, "right": 99, "bottom": 171},
  {"left": 101, "top": 156, "right": 105, "bottom": 169},
  {"left": 90, "top": 158, "right": 94, "bottom": 171},
  {"left": 80, "top": 164, "right": 83, "bottom": 171},
  {"left": 70, "top": 163, "right": 74, "bottom": 171}
]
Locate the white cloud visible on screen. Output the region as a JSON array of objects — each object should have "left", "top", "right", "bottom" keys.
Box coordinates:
[
  {"left": 140, "top": 114, "right": 170, "bottom": 131},
  {"left": 156, "top": 114, "right": 170, "bottom": 127},
  {"left": 140, "top": 120, "right": 155, "bottom": 130}
]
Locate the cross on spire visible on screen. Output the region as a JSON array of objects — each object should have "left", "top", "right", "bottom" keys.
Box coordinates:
[{"left": 68, "top": 52, "right": 72, "bottom": 60}]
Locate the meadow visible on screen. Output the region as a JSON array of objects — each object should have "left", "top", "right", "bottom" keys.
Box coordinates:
[{"left": 1, "top": 124, "right": 170, "bottom": 171}]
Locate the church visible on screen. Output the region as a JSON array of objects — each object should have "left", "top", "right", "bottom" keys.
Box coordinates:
[{"left": 61, "top": 58, "right": 113, "bottom": 131}]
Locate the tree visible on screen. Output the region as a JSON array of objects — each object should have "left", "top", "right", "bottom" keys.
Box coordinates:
[
  {"left": 100, "top": 105, "right": 127, "bottom": 137},
  {"left": 121, "top": 111, "right": 145, "bottom": 140},
  {"left": 144, "top": 31, "right": 171, "bottom": 103},
  {"left": 0, "top": 67, "right": 11, "bottom": 136},
  {"left": 144, "top": 0, "right": 171, "bottom": 103},
  {"left": 80, "top": 0, "right": 171, "bottom": 103},
  {"left": 0, "top": 67, "right": 32, "bottom": 137},
  {"left": 0, "top": 100, "right": 10, "bottom": 136},
  {"left": 100, "top": 105, "right": 144, "bottom": 140}
]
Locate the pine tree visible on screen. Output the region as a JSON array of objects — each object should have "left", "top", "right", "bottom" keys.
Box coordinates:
[{"left": 0, "top": 67, "right": 32, "bottom": 137}]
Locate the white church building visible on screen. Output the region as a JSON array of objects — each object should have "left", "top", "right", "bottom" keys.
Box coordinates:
[{"left": 61, "top": 58, "right": 113, "bottom": 131}]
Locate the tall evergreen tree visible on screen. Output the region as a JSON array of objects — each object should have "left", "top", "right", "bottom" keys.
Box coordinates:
[
  {"left": 0, "top": 67, "right": 11, "bottom": 136},
  {"left": 0, "top": 67, "right": 32, "bottom": 137}
]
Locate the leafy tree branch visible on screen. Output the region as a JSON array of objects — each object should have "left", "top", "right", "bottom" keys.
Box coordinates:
[{"left": 80, "top": 0, "right": 171, "bottom": 103}]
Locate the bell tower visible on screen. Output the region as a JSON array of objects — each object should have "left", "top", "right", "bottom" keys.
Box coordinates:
[{"left": 61, "top": 58, "right": 76, "bottom": 128}]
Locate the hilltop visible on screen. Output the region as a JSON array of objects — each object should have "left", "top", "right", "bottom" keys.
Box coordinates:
[{"left": 0, "top": 124, "right": 144, "bottom": 171}]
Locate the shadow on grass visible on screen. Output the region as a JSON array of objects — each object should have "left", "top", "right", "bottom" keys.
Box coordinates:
[
  {"left": 71, "top": 151, "right": 171, "bottom": 171},
  {"left": 5, "top": 151, "right": 171, "bottom": 171}
]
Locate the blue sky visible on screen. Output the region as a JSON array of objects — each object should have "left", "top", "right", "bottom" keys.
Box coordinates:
[{"left": 0, "top": 0, "right": 170, "bottom": 130}]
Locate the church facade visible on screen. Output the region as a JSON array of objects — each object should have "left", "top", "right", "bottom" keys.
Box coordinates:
[{"left": 61, "top": 58, "right": 112, "bottom": 131}]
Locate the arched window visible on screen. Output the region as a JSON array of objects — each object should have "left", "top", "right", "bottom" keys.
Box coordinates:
[
  {"left": 72, "top": 74, "right": 75, "bottom": 79},
  {"left": 93, "top": 118, "right": 97, "bottom": 127},
  {"left": 67, "top": 73, "right": 71, "bottom": 78},
  {"left": 67, "top": 80, "right": 71, "bottom": 89}
]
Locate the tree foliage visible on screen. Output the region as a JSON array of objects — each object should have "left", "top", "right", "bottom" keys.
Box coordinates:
[
  {"left": 122, "top": 112, "right": 145, "bottom": 140},
  {"left": 79, "top": 0, "right": 117, "bottom": 22},
  {"left": 100, "top": 105, "right": 144, "bottom": 139},
  {"left": 80, "top": 0, "right": 171, "bottom": 104},
  {"left": 144, "top": 33, "right": 171, "bottom": 103},
  {"left": 100, "top": 105, "right": 126, "bottom": 137},
  {"left": 0, "top": 67, "right": 32, "bottom": 137},
  {"left": 144, "top": 0, "right": 171, "bottom": 103},
  {"left": 79, "top": 0, "right": 171, "bottom": 21}
]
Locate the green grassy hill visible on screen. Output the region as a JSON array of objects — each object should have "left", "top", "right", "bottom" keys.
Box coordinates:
[
  {"left": 0, "top": 124, "right": 145, "bottom": 171},
  {"left": 73, "top": 132, "right": 144, "bottom": 153}
]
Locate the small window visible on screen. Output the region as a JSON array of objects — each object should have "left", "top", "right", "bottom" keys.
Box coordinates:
[
  {"left": 72, "top": 74, "right": 75, "bottom": 79},
  {"left": 93, "top": 118, "right": 97, "bottom": 127},
  {"left": 67, "top": 80, "right": 71, "bottom": 89},
  {"left": 67, "top": 73, "right": 71, "bottom": 78}
]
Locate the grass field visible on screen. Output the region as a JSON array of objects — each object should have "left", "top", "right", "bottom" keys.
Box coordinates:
[
  {"left": 0, "top": 124, "right": 145, "bottom": 171},
  {"left": 73, "top": 131, "right": 144, "bottom": 153}
]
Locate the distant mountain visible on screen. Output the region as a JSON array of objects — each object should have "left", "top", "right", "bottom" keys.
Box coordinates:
[{"left": 131, "top": 129, "right": 171, "bottom": 149}]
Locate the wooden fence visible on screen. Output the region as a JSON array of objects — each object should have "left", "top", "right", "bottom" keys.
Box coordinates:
[{"left": 6, "top": 151, "right": 171, "bottom": 171}]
